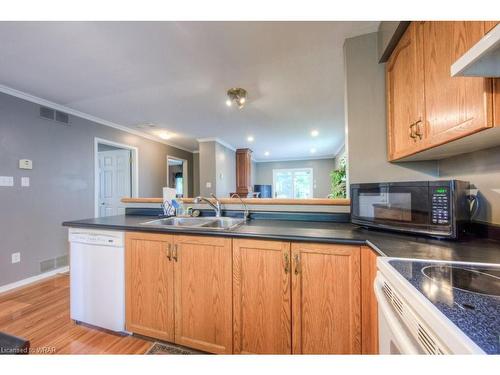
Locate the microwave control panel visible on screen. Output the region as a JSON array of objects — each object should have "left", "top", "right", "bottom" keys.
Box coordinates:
[{"left": 431, "top": 187, "right": 450, "bottom": 225}]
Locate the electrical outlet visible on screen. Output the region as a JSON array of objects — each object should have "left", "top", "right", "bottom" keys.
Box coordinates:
[
  {"left": 11, "top": 252, "right": 21, "bottom": 264},
  {"left": 21, "top": 177, "right": 30, "bottom": 187}
]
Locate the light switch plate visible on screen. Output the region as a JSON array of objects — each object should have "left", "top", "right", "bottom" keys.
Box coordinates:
[
  {"left": 12, "top": 252, "right": 21, "bottom": 264},
  {"left": 19, "top": 159, "right": 33, "bottom": 170},
  {"left": 0, "top": 176, "right": 14, "bottom": 187},
  {"left": 21, "top": 177, "right": 30, "bottom": 187},
  {"left": 205, "top": 182, "right": 212, "bottom": 188}
]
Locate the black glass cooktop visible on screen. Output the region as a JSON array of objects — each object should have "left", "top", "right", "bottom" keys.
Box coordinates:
[{"left": 389, "top": 259, "right": 500, "bottom": 354}]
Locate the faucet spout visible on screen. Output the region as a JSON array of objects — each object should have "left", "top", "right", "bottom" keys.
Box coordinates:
[{"left": 193, "top": 194, "right": 222, "bottom": 217}]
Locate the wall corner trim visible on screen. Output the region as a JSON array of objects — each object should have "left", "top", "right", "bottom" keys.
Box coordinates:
[{"left": 0, "top": 84, "right": 195, "bottom": 153}]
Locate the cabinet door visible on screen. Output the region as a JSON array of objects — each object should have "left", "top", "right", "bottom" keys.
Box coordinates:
[
  {"left": 233, "top": 239, "right": 291, "bottom": 354},
  {"left": 484, "top": 21, "right": 499, "bottom": 34},
  {"left": 386, "top": 22, "right": 426, "bottom": 160},
  {"left": 173, "top": 235, "right": 233, "bottom": 354},
  {"left": 423, "top": 21, "right": 493, "bottom": 147},
  {"left": 361, "top": 247, "right": 379, "bottom": 354},
  {"left": 291, "top": 243, "right": 361, "bottom": 354},
  {"left": 125, "top": 232, "right": 175, "bottom": 342}
]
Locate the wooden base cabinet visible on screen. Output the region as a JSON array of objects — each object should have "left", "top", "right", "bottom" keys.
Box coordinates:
[
  {"left": 125, "top": 232, "right": 175, "bottom": 342},
  {"left": 291, "top": 243, "right": 361, "bottom": 354},
  {"left": 233, "top": 239, "right": 292, "bottom": 354},
  {"left": 173, "top": 235, "right": 233, "bottom": 354},
  {"left": 125, "top": 233, "right": 233, "bottom": 354}
]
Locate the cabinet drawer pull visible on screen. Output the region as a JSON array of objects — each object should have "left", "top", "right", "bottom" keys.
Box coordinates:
[
  {"left": 173, "top": 244, "right": 178, "bottom": 262},
  {"left": 284, "top": 252, "right": 290, "bottom": 274},
  {"left": 294, "top": 254, "right": 301, "bottom": 275},
  {"left": 167, "top": 243, "right": 172, "bottom": 261}
]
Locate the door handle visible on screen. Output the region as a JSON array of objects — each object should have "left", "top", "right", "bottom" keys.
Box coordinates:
[
  {"left": 167, "top": 243, "right": 172, "bottom": 261},
  {"left": 294, "top": 254, "right": 301, "bottom": 275},
  {"left": 284, "top": 252, "right": 290, "bottom": 274},
  {"left": 172, "top": 244, "right": 178, "bottom": 262},
  {"left": 414, "top": 120, "right": 423, "bottom": 140}
]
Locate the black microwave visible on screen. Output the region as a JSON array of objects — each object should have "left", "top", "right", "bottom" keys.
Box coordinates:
[{"left": 350, "top": 180, "right": 470, "bottom": 239}]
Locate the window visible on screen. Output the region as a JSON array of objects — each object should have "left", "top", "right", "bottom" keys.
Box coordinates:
[{"left": 272, "top": 168, "right": 313, "bottom": 199}]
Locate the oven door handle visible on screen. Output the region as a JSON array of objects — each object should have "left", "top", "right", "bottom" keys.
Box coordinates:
[{"left": 374, "top": 275, "right": 421, "bottom": 354}]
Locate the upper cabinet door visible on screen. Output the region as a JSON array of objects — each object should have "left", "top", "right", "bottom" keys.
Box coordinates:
[
  {"left": 233, "top": 239, "right": 292, "bottom": 354},
  {"left": 484, "top": 21, "right": 499, "bottom": 34},
  {"left": 291, "top": 243, "right": 361, "bottom": 354},
  {"left": 173, "top": 235, "right": 233, "bottom": 354},
  {"left": 125, "top": 232, "right": 175, "bottom": 342},
  {"left": 423, "top": 21, "right": 493, "bottom": 147},
  {"left": 387, "top": 22, "right": 426, "bottom": 160}
]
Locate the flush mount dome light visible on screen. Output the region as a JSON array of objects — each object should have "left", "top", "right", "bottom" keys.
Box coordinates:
[{"left": 225, "top": 88, "right": 247, "bottom": 109}]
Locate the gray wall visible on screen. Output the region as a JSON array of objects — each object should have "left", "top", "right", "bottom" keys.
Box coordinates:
[
  {"left": 193, "top": 152, "right": 200, "bottom": 197},
  {"left": 215, "top": 142, "right": 236, "bottom": 198},
  {"left": 439, "top": 146, "right": 500, "bottom": 225},
  {"left": 198, "top": 141, "right": 216, "bottom": 196},
  {"left": 254, "top": 158, "right": 335, "bottom": 198},
  {"left": 344, "top": 32, "right": 439, "bottom": 188},
  {"left": 0, "top": 92, "right": 193, "bottom": 286}
]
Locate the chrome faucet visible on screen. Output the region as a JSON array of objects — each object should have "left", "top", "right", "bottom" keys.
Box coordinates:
[
  {"left": 193, "top": 194, "right": 222, "bottom": 217},
  {"left": 230, "top": 193, "right": 249, "bottom": 221}
]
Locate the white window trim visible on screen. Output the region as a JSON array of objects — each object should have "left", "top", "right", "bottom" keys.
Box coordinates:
[{"left": 272, "top": 167, "right": 314, "bottom": 199}]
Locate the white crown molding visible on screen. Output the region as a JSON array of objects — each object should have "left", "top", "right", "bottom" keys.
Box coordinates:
[
  {"left": 0, "top": 266, "right": 69, "bottom": 294},
  {"left": 196, "top": 137, "right": 237, "bottom": 152},
  {"left": 333, "top": 142, "right": 346, "bottom": 159},
  {"left": 0, "top": 84, "right": 195, "bottom": 153},
  {"left": 254, "top": 154, "right": 336, "bottom": 163}
]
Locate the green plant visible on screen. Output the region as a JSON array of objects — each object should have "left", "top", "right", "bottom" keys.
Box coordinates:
[{"left": 329, "top": 157, "right": 346, "bottom": 198}]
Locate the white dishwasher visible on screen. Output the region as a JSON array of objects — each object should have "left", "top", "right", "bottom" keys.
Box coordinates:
[{"left": 69, "top": 228, "right": 125, "bottom": 332}]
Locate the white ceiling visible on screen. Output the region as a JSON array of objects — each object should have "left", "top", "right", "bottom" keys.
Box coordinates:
[{"left": 0, "top": 21, "right": 379, "bottom": 160}]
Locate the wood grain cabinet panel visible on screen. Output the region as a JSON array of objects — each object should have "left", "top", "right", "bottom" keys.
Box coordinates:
[
  {"left": 233, "top": 239, "right": 292, "bottom": 354},
  {"left": 386, "top": 22, "right": 426, "bottom": 160},
  {"left": 125, "top": 232, "right": 175, "bottom": 342},
  {"left": 173, "top": 235, "right": 233, "bottom": 354},
  {"left": 291, "top": 243, "right": 361, "bottom": 354},
  {"left": 484, "top": 21, "right": 499, "bottom": 34},
  {"left": 423, "top": 21, "right": 493, "bottom": 147},
  {"left": 361, "top": 247, "right": 379, "bottom": 354}
]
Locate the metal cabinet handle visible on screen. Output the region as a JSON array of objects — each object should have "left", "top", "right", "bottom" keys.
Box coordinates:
[
  {"left": 284, "top": 252, "right": 290, "bottom": 274},
  {"left": 172, "top": 244, "right": 178, "bottom": 262},
  {"left": 294, "top": 254, "right": 301, "bottom": 275},
  {"left": 166, "top": 243, "right": 172, "bottom": 261},
  {"left": 409, "top": 122, "right": 417, "bottom": 140},
  {"left": 414, "top": 120, "right": 423, "bottom": 140}
]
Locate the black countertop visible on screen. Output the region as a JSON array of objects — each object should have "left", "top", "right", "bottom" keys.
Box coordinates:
[{"left": 62, "top": 215, "right": 500, "bottom": 264}]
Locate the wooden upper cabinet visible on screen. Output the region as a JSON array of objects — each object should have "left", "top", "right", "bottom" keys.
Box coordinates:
[
  {"left": 125, "top": 232, "right": 175, "bottom": 342},
  {"left": 423, "top": 21, "right": 493, "bottom": 147},
  {"left": 235, "top": 148, "right": 253, "bottom": 196},
  {"left": 484, "top": 21, "right": 499, "bottom": 34},
  {"left": 233, "top": 239, "right": 292, "bottom": 354},
  {"left": 173, "top": 235, "right": 233, "bottom": 354},
  {"left": 386, "top": 22, "right": 426, "bottom": 160},
  {"left": 291, "top": 243, "right": 361, "bottom": 354}
]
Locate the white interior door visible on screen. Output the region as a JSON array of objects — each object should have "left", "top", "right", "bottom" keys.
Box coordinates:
[{"left": 98, "top": 150, "right": 132, "bottom": 217}]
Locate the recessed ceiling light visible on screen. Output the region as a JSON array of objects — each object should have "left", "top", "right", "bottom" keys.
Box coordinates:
[
  {"left": 225, "top": 99, "right": 232, "bottom": 107},
  {"left": 247, "top": 136, "right": 254, "bottom": 142},
  {"left": 264, "top": 151, "right": 270, "bottom": 156},
  {"left": 158, "top": 132, "right": 172, "bottom": 140},
  {"left": 311, "top": 130, "right": 319, "bottom": 137},
  {"left": 310, "top": 148, "right": 316, "bottom": 154}
]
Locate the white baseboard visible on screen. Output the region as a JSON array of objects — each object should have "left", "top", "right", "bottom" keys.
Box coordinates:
[{"left": 0, "top": 266, "right": 70, "bottom": 295}]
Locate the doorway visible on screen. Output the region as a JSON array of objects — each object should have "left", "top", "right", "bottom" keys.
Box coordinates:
[
  {"left": 167, "top": 156, "right": 188, "bottom": 198},
  {"left": 94, "top": 138, "right": 138, "bottom": 217}
]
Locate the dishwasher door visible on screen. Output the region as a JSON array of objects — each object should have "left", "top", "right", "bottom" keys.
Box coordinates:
[{"left": 69, "top": 229, "right": 125, "bottom": 332}]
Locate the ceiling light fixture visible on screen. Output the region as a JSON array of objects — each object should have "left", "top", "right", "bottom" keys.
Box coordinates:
[
  {"left": 158, "top": 131, "right": 172, "bottom": 140},
  {"left": 226, "top": 87, "right": 248, "bottom": 109},
  {"left": 311, "top": 130, "right": 319, "bottom": 137},
  {"left": 247, "top": 136, "right": 254, "bottom": 142},
  {"left": 264, "top": 151, "right": 270, "bottom": 156},
  {"left": 310, "top": 148, "right": 317, "bottom": 154}
]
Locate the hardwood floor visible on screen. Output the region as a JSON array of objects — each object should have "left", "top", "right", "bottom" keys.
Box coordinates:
[{"left": 0, "top": 273, "right": 152, "bottom": 354}]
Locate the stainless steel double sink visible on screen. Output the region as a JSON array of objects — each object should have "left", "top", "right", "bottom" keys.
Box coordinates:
[{"left": 140, "top": 216, "right": 245, "bottom": 231}]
